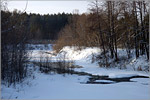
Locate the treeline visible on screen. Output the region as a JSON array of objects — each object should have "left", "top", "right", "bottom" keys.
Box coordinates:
[
  {"left": 28, "top": 12, "right": 72, "bottom": 40},
  {"left": 54, "top": 1, "right": 149, "bottom": 66},
  {"left": 2, "top": 10, "right": 72, "bottom": 40}
]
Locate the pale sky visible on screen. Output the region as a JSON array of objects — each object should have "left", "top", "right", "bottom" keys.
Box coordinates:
[{"left": 7, "top": 1, "right": 91, "bottom": 15}]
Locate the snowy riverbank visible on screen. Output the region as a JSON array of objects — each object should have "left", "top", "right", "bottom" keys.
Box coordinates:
[{"left": 1, "top": 44, "right": 150, "bottom": 99}]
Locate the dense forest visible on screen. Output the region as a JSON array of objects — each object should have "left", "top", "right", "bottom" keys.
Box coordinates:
[
  {"left": 28, "top": 12, "right": 72, "bottom": 40},
  {"left": 2, "top": 10, "right": 72, "bottom": 40}
]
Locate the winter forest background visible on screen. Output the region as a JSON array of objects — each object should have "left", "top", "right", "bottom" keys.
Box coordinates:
[{"left": 1, "top": 0, "right": 150, "bottom": 99}]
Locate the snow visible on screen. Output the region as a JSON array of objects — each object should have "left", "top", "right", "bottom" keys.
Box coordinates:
[
  {"left": 95, "top": 80, "right": 114, "bottom": 82},
  {"left": 28, "top": 45, "right": 149, "bottom": 72},
  {"left": 59, "top": 46, "right": 101, "bottom": 61},
  {"left": 27, "top": 44, "right": 53, "bottom": 50},
  {"left": 55, "top": 46, "right": 149, "bottom": 78},
  {"left": 2, "top": 44, "right": 150, "bottom": 99},
  {"left": 2, "top": 66, "right": 150, "bottom": 99}
]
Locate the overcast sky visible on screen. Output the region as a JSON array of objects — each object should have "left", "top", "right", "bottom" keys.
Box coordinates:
[{"left": 7, "top": 1, "right": 91, "bottom": 15}]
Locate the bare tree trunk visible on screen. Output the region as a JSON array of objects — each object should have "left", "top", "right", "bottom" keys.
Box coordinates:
[
  {"left": 138, "top": 1, "right": 146, "bottom": 55},
  {"left": 95, "top": 0, "right": 108, "bottom": 67},
  {"left": 111, "top": 2, "right": 118, "bottom": 61},
  {"left": 122, "top": 2, "right": 131, "bottom": 59},
  {"left": 133, "top": 1, "right": 139, "bottom": 58},
  {"left": 107, "top": 1, "right": 114, "bottom": 59}
]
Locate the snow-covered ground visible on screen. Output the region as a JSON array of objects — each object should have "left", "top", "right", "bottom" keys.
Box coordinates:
[
  {"left": 2, "top": 66, "right": 150, "bottom": 99},
  {"left": 1, "top": 44, "right": 150, "bottom": 99},
  {"left": 28, "top": 45, "right": 149, "bottom": 77}
]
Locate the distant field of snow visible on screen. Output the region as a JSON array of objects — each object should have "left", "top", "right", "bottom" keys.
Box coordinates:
[
  {"left": 26, "top": 44, "right": 53, "bottom": 50},
  {"left": 28, "top": 45, "right": 149, "bottom": 71}
]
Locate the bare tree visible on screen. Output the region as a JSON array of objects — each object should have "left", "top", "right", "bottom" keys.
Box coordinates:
[
  {"left": 1, "top": 1, "right": 30, "bottom": 86},
  {"left": 89, "top": 0, "right": 108, "bottom": 67}
]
